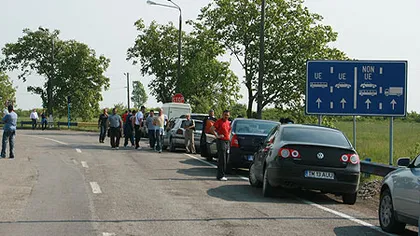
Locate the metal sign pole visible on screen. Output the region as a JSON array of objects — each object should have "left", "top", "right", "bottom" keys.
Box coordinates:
[
  {"left": 389, "top": 116, "right": 394, "bottom": 165},
  {"left": 67, "top": 103, "right": 71, "bottom": 129},
  {"left": 353, "top": 116, "right": 357, "bottom": 149}
]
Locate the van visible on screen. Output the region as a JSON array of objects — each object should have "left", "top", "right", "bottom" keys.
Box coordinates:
[{"left": 162, "top": 103, "right": 192, "bottom": 120}]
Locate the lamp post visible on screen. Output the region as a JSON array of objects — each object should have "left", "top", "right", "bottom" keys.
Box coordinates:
[
  {"left": 124, "top": 72, "right": 130, "bottom": 110},
  {"left": 146, "top": 0, "right": 182, "bottom": 83}
]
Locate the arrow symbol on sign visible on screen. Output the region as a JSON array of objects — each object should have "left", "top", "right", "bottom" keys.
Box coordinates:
[
  {"left": 390, "top": 99, "right": 397, "bottom": 110},
  {"left": 365, "top": 99, "right": 371, "bottom": 109},
  {"left": 316, "top": 98, "right": 322, "bottom": 109},
  {"left": 340, "top": 98, "right": 346, "bottom": 109}
]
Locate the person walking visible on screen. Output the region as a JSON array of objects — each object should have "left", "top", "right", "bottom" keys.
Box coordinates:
[
  {"left": 1, "top": 105, "right": 18, "bottom": 159},
  {"left": 134, "top": 106, "right": 146, "bottom": 149},
  {"left": 200, "top": 109, "right": 217, "bottom": 156},
  {"left": 40, "top": 111, "right": 48, "bottom": 130},
  {"left": 98, "top": 108, "right": 108, "bottom": 143},
  {"left": 183, "top": 114, "right": 196, "bottom": 154},
  {"left": 30, "top": 109, "right": 38, "bottom": 130},
  {"left": 145, "top": 110, "right": 156, "bottom": 149},
  {"left": 107, "top": 108, "right": 123, "bottom": 150},
  {"left": 124, "top": 110, "right": 135, "bottom": 147},
  {"left": 153, "top": 108, "right": 167, "bottom": 153},
  {"left": 210, "top": 110, "right": 231, "bottom": 181}
]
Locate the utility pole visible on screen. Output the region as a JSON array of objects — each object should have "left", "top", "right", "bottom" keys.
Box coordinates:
[
  {"left": 256, "top": 0, "right": 266, "bottom": 119},
  {"left": 125, "top": 72, "right": 130, "bottom": 110}
]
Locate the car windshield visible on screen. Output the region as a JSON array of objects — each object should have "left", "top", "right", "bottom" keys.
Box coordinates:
[
  {"left": 181, "top": 120, "right": 203, "bottom": 131},
  {"left": 234, "top": 120, "right": 278, "bottom": 135},
  {"left": 281, "top": 127, "right": 351, "bottom": 147}
]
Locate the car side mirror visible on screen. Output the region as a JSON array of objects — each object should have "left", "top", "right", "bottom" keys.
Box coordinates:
[{"left": 397, "top": 157, "right": 411, "bottom": 167}]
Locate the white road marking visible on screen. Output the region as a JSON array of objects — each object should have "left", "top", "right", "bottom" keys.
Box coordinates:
[
  {"left": 76, "top": 148, "right": 82, "bottom": 153},
  {"left": 90, "top": 182, "right": 102, "bottom": 194},
  {"left": 184, "top": 153, "right": 392, "bottom": 235},
  {"left": 42, "top": 137, "right": 68, "bottom": 145},
  {"left": 102, "top": 233, "right": 116, "bottom": 236},
  {"left": 81, "top": 161, "right": 89, "bottom": 168}
]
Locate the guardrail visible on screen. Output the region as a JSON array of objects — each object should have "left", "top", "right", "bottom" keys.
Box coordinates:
[
  {"left": 360, "top": 160, "right": 398, "bottom": 177},
  {"left": 19, "top": 120, "right": 97, "bottom": 129}
]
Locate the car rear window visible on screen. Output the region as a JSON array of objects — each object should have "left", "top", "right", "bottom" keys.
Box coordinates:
[
  {"left": 281, "top": 127, "right": 351, "bottom": 147},
  {"left": 234, "top": 120, "right": 278, "bottom": 135}
]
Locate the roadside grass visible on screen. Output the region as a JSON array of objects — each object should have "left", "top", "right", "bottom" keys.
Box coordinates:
[{"left": 335, "top": 120, "right": 420, "bottom": 165}]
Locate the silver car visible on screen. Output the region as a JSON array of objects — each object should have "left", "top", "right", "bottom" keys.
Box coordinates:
[
  {"left": 163, "top": 118, "right": 203, "bottom": 152},
  {"left": 379, "top": 155, "right": 420, "bottom": 233}
]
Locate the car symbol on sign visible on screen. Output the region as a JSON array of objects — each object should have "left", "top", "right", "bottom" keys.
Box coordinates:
[
  {"left": 360, "top": 82, "right": 377, "bottom": 89},
  {"left": 335, "top": 82, "right": 351, "bottom": 89}
]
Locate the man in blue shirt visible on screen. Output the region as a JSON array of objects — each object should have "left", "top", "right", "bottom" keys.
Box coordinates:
[{"left": 1, "top": 105, "right": 18, "bottom": 159}]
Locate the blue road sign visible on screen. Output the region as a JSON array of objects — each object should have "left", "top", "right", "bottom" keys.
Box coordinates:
[{"left": 306, "top": 60, "right": 407, "bottom": 116}]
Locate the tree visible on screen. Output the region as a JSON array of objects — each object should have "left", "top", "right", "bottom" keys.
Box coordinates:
[
  {"left": 0, "top": 71, "right": 16, "bottom": 108},
  {"left": 195, "top": 0, "right": 347, "bottom": 117},
  {"left": 127, "top": 19, "right": 241, "bottom": 111},
  {"left": 0, "top": 27, "right": 110, "bottom": 121},
  {"left": 131, "top": 81, "right": 148, "bottom": 108}
]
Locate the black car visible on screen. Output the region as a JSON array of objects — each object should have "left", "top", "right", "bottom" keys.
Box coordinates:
[
  {"left": 226, "top": 118, "right": 279, "bottom": 172},
  {"left": 249, "top": 124, "right": 360, "bottom": 205}
]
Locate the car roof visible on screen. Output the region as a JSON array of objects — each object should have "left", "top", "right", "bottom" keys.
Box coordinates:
[
  {"left": 280, "top": 124, "right": 343, "bottom": 133},
  {"left": 233, "top": 118, "right": 280, "bottom": 123}
]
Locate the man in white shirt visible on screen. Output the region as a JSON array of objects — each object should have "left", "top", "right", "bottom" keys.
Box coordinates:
[
  {"left": 134, "top": 106, "right": 146, "bottom": 149},
  {"left": 29, "top": 109, "right": 39, "bottom": 130}
]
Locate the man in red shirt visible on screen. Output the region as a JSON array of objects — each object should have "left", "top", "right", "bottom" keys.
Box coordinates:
[{"left": 211, "top": 110, "right": 231, "bottom": 181}]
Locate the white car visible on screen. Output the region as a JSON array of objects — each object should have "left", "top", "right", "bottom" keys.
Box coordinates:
[
  {"left": 379, "top": 155, "right": 420, "bottom": 233},
  {"left": 360, "top": 82, "right": 377, "bottom": 89}
]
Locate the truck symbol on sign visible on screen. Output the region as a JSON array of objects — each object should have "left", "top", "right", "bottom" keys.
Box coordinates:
[
  {"left": 384, "top": 87, "right": 403, "bottom": 96},
  {"left": 310, "top": 82, "right": 328, "bottom": 88},
  {"left": 359, "top": 90, "right": 378, "bottom": 96}
]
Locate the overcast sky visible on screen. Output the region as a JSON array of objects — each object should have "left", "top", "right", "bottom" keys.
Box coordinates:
[{"left": 1, "top": 0, "right": 419, "bottom": 112}]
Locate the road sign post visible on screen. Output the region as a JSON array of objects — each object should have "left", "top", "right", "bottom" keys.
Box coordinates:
[{"left": 306, "top": 61, "right": 407, "bottom": 165}]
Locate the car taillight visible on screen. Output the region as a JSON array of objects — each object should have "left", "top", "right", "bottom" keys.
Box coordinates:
[
  {"left": 278, "top": 148, "right": 300, "bottom": 159},
  {"left": 340, "top": 154, "right": 359, "bottom": 164},
  {"left": 231, "top": 134, "right": 239, "bottom": 148},
  {"left": 176, "top": 129, "right": 183, "bottom": 135}
]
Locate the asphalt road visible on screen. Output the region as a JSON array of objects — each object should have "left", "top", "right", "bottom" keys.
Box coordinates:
[{"left": 0, "top": 130, "right": 417, "bottom": 236}]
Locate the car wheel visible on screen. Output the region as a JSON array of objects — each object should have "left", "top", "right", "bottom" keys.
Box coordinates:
[
  {"left": 342, "top": 192, "right": 357, "bottom": 205},
  {"left": 249, "top": 163, "right": 262, "bottom": 188},
  {"left": 169, "top": 138, "right": 176, "bottom": 152},
  {"left": 379, "top": 188, "right": 406, "bottom": 233},
  {"left": 263, "top": 168, "right": 274, "bottom": 197}
]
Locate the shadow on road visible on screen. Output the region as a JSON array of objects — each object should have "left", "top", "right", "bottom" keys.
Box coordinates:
[{"left": 333, "top": 225, "right": 418, "bottom": 236}]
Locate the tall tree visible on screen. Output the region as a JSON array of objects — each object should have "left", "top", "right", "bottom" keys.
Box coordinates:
[
  {"left": 127, "top": 19, "right": 241, "bottom": 110},
  {"left": 0, "top": 27, "right": 110, "bottom": 121},
  {"left": 195, "top": 0, "right": 347, "bottom": 117},
  {"left": 131, "top": 81, "right": 148, "bottom": 108},
  {"left": 0, "top": 71, "right": 16, "bottom": 109}
]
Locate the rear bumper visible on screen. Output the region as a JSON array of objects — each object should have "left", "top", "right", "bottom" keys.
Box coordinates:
[
  {"left": 228, "top": 148, "right": 256, "bottom": 168},
  {"left": 267, "top": 162, "right": 360, "bottom": 194}
]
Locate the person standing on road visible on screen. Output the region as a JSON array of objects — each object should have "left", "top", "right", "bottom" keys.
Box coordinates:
[
  {"left": 98, "top": 108, "right": 108, "bottom": 143},
  {"left": 134, "top": 106, "right": 146, "bottom": 149},
  {"left": 200, "top": 109, "right": 217, "bottom": 156},
  {"left": 183, "top": 114, "right": 196, "bottom": 154},
  {"left": 145, "top": 110, "right": 156, "bottom": 149},
  {"left": 210, "top": 110, "right": 231, "bottom": 181},
  {"left": 153, "top": 108, "right": 167, "bottom": 153},
  {"left": 40, "top": 110, "right": 48, "bottom": 130},
  {"left": 1, "top": 105, "right": 18, "bottom": 159},
  {"left": 107, "top": 108, "right": 123, "bottom": 150},
  {"left": 124, "top": 110, "right": 135, "bottom": 147},
  {"left": 30, "top": 109, "right": 38, "bottom": 130}
]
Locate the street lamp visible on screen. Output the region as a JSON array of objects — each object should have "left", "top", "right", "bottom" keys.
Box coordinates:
[{"left": 147, "top": 0, "right": 182, "bottom": 84}]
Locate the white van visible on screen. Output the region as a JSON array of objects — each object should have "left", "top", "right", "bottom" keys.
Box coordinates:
[{"left": 162, "top": 103, "right": 192, "bottom": 120}]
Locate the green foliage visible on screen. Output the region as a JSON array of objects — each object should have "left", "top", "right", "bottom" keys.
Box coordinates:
[
  {"left": 127, "top": 19, "right": 241, "bottom": 111},
  {"left": 229, "top": 103, "right": 247, "bottom": 119},
  {"left": 0, "top": 71, "right": 16, "bottom": 108},
  {"left": 131, "top": 81, "right": 148, "bottom": 108},
  {"left": 1, "top": 27, "right": 110, "bottom": 121},
  {"left": 196, "top": 0, "right": 347, "bottom": 117}
]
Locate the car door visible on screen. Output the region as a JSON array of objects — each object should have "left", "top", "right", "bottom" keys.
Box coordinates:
[
  {"left": 393, "top": 154, "right": 420, "bottom": 219},
  {"left": 254, "top": 126, "right": 279, "bottom": 179}
]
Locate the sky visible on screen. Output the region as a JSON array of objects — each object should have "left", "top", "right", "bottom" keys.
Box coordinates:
[{"left": 1, "top": 0, "right": 419, "bottom": 112}]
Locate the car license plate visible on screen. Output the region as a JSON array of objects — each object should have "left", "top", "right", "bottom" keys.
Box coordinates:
[
  {"left": 247, "top": 155, "right": 254, "bottom": 161},
  {"left": 304, "top": 170, "right": 334, "bottom": 180}
]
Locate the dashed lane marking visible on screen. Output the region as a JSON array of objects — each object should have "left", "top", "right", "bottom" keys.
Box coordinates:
[
  {"left": 184, "top": 153, "right": 393, "bottom": 235},
  {"left": 81, "top": 161, "right": 89, "bottom": 168},
  {"left": 102, "top": 233, "right": 116, "bottom": 236},
  {"left": 76, "top": 148, "right": 82, "bottom": 153},
  {"left": 90, "top": 182, "right": 102, "bottom": 194}
]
